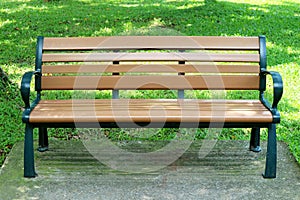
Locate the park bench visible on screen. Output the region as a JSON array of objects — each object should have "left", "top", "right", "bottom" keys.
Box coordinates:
[{"left": 21, "top": 36, "right": 283, "bottom": 178}]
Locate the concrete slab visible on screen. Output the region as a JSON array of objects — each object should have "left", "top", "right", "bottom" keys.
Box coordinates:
[{"left": 0, "top": 139, "right": 299, "bottom": 200}]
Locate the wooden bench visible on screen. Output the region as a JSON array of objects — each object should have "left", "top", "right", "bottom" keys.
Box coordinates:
[{"left": 21, "top": 36, "right": 283, "bottom": 178}]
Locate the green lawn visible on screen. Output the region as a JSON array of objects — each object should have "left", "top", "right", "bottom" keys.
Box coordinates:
[{"left": 0, "top": 0, "right": 299, "bottom": 166}]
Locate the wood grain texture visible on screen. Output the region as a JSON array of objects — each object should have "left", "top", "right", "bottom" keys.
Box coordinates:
[
  {"left": 42, "top": 64, "right": 260, "bottom": 74},
  {"left": 29, "top": 100, "right": 272, "bottom": 123},
  {"left": 43, "top": 36, "right": 259, "bottom": 51},
  {"left": 41, "top": 75, "right": 260, "bottom": 90},
  {"left": 42, "top": 53, "right": 260, "bottom": 63}
]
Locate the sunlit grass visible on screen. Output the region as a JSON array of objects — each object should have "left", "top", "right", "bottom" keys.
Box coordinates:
[{"left": 0, "top": 0, "right": 299, "bottom": 165}]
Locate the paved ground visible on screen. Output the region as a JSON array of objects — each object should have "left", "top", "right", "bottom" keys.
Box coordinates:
[{"left": 0, "top": 139, "right": 299, "bottom": 200}]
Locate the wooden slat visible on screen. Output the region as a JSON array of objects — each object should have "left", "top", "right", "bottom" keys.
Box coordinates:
[
  {"left": 41, "top": 75, "right": 260, "bottom": 90},
  {"left": 42, "top": 64, "right": 260, "bottom": 74},
  {"left": 38, "top": 99, "right": 264, "bottom": 105},
  {"left": 43, "top": 36, "right": 259, "bottom": 50},
  {"left": 29, "top": 99, "right": 272, "bottom": 123},
  {"left": 42, "top": 53, "right": 260, "bottom": 63},
  {"left": 33, "top": 101, "right": 268, "bottom": 111}
]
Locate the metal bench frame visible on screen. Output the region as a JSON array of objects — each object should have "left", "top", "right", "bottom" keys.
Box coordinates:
[{"left": 21, "top": 36, "right": 283, "bottom": 178}]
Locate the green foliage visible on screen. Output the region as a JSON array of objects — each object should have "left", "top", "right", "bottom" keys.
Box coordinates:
[
  {"left": 0, "top": 0, "right": 299, "bottom": 165},
  {"left": 0, "top": 82, "right": 23, "bottom": 163}
]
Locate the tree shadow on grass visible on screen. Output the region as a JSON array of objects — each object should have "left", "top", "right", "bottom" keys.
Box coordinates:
[
  {"left": 1, "top": 0, "right": 299, "bottom": 65},
  {"left": 0, "top": 0, "right": 299, "bottom": 161},
  {"left": 1, "top": 0, "right": 298, "bottom": 105}
]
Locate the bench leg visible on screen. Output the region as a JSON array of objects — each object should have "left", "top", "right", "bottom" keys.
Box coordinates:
[
  {"left": 263, "top": 123, "right": 277, "bottom": 178},
  {"left": 250, "top": 127, "right": 261, "bottom": 152},
  {"left": 38, "top": 127, "right": 49, "bottom": 152},
  {"left": 24, "top": 124, "right": 37, "bottom": 178}
]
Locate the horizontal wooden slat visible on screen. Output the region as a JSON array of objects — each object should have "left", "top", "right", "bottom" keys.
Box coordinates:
[
  {"left": 42, "top": 53, "right": 260, "bottom": 63},
  {"left": 29, "top": 99, "right": 272, "bottom": 123},
  {"left": 42, "top": 64, "right": 260, "bottom": 74},
  {"left": 38, "top": 99, "right": 264, "bottom": 105},
  {"left": 43, "top": 36, "right": 260, "bottom": 51},
  {"left": 41, "top": 75, "right": 260, "bottom": 90}
]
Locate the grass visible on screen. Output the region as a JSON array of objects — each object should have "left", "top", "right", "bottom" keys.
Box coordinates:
[{"left": 0, "top": 0, "right": 299, "bottom": 166}]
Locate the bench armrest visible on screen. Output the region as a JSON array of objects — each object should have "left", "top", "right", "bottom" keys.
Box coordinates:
[
  {"left": 21, "top": 71, "right": 41, "bottom": 122},
  {"left": 260, "top": 71, "right": 283, "bottom": 122},
  {"left": 21, "top": 71, "right": 34, "bottom": 109}
]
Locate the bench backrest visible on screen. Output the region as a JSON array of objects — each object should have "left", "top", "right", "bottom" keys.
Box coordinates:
[{"left": 35, "top": 36, "right": 267, "bottom": 98}]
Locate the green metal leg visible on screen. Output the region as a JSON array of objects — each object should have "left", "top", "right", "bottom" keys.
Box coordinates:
[
  {"left": 250, "top": 127, "right": 261, "bottom": 152},
  {"left": 38, "top": 127, "right": 49, "bottom": 152},
  {"left": 24, "top": 124, "right": 37, "bottom": 178},
  {"left": 263, "top": 123, "right": 277, "bottom": 178}
]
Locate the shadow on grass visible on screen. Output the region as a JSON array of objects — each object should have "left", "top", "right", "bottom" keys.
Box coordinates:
[
  {"left": 2, "top": 0, "right": 298, "bottom": 113},
  {"left": 0, "top": 1, "right": 299, "bottom": 65},
  {"left": 0, "top": 0, "right": 299, "bottom": 163}
]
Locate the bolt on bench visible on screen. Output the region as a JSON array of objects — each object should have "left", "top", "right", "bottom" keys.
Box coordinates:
[{"left": 21, "top": 36, "right": 283, "bottom": 178}]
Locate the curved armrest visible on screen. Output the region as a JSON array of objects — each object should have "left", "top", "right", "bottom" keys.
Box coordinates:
[
  {"left": 21, "top": 71, "right": 34, "bottom": 109},
  {"left": 263, "top": 71, "right": 283, "bottom": 109},
  {"left": 20, "top": 71, "right": 41, "bottom": 109},
  {"left": 260, "top": 71, "right": 283, "bottom": 122}
]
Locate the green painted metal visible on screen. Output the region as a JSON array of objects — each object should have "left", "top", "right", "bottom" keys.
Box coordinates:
[
  {"left": 259, "top": 71, "right": 283, "bottom": 123},
  {"left": 263, "top": 123, "right": 277, "bottom": 178},
  {"left": 250, "top": 127, "right": 261, "bottom": 152},
  {"left": 24, "top": 124, "right": 36, "bottom": 178}
]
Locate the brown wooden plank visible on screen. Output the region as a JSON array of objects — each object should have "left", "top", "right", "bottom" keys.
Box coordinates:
[
  {"left": 41, "top": 75, "right": 260, "bottom": 90},
  {"left": 42, "top": 53, "right": 260, "bottom": 63},
  {"left": 43, "top": 36, "right": 259, "bottom": 50},
  {"left": 38, "top": 99, "right": 264, "bottom": 105},
  {"left": 29, "top": 99, "right": 272, "bottom": 123},
  {"left": 32, "top": 105, "right": 268, "bottom": 111},
  {"left": 37, "top": 100, "right": 268, "bottom": 111},
  {"left": 42, "top": 64, "right": 260, "bottom": 74},
  {"left": 33, "top": 103, "right": 269, "bottom": 111}
]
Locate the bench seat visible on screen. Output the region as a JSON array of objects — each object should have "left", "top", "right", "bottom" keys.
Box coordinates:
[{"left": 29, "top": 99, "right": 272, "bottom": 124}]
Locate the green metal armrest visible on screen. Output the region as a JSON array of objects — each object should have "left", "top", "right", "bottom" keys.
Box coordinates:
[
  {"left": 20, "top": 71, "right": 41, "bottom": 123},
  {"left": 260, "top": 71, "right": 283, "bottom": 123}
]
